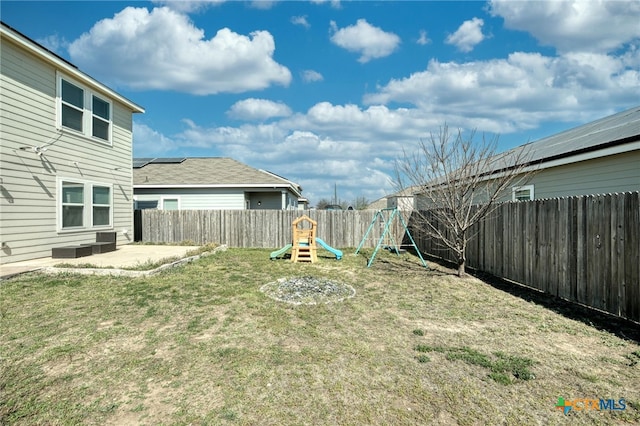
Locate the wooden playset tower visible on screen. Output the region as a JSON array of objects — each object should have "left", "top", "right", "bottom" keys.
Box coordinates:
[{"left": 290, "top": 215, "right": 318, "bottom": 263}]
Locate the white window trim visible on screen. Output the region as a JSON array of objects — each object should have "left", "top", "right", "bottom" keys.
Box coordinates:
[
  {"left": 56, "top": 72, "right": 113, "bottom": 146},
  {"left": 160, "top": 196, "right": 180, "bottom": 210},
  {"left": 57, "top": 177, "right": 114, "bottom": 232},
  {"left": 512, "top": 184, "right": 535, "bottom": 201}
]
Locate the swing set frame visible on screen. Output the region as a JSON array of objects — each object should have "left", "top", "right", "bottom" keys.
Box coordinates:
[{"left": 355, "top": 208, "right": 428, "bottom": 268}]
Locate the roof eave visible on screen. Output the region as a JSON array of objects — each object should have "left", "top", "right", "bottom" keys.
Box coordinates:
[
  {"left": 1, "top": 22, "right": 145, "bottom": 114},
  {"left": 134, "top": 183, "right": 300, "bottom": 191},
  {"left": 414, "top": 139, "right": 640, "bottom": 195}
]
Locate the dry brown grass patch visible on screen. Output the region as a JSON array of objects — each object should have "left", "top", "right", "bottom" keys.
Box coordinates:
[{"left": 1, "top": 248, "right": 638, "bottom": 425}]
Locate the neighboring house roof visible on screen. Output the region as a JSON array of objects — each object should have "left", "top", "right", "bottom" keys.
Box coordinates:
[
  {"left": 366, "top": 197, "right": 388, "bottom": 210},
  {"left": 427, "top": 106, "right": 640, "bottom": 190},
  {"left": 133, "top": 157, "right": 303, "bottom": 197},
  {"left": 512, "top": 105, "right": 640, "bottom": 168},
  {"left": 366, "top": 186, "right": 418, "bottom": 209},
  {"left": 396, "top": 106, "right": 640, "bottom": 197},
  {"left": 1, "top": 21, "right": 144, "bottom": 114}
]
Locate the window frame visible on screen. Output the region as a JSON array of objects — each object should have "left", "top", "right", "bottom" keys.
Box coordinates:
[
  {"left": 57, "top": 177, "right": 114, "bottom": 232},
  {"left": 91, "top": 185, "right": 112, "bottom": 227},
  {"left": 133, "top": 199, "right": 159, "bottom": 210},
  {"left": 512, "top": 184, "right": 535, "bottom": 201},
  {"left": 61, "top": 181, "right": 85, "bottom": 229},
  {"left": 160, "top": 196, "right": 180, "bottom": 211},
  {"left": 56, "top": 73, "right": 113, "bottom": 145}
]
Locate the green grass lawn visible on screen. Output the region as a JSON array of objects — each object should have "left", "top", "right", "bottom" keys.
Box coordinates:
[{"left": 1, "top": 248, "right": 639, "bottom": 425}]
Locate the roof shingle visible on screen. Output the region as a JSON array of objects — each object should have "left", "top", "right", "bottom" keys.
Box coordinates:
[{"left": 133, "top": 157, "right": 300, "bottom": 189}]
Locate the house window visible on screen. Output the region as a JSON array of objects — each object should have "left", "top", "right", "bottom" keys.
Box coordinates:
[
  {"left": 92, "top": 186, "right": 111, "bottom": 226},
  {"left": 61, "top": 79, "right": 84, "bottom": 132},
  {"left": 512, "top": 185, "right": 534, "bottom": 201},
  {"left": 58, "top": 74, "right": 112, "bottom": 144},
  {"left": 134, "top": 200, "right": 158, "bottom": 210},
  {"left": 62, "top": 182, "right": 84, "bottom": 228},
  {"left": 59, "top": 179, "right": 112, "bottom": 230},
  {"left": 161, "top": 198, "right": 179, "bottom": 210},
  {"left": 92, "top": 96, "right": 110, "bottom": 141}
]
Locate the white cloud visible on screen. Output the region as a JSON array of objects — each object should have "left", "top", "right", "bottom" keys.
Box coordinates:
[
  {"left": 227, "top": 98, "right": 292, "bottom": 121},
  {"left": 133, "top": 122, "right": 177, "bottom": 157},
  {"left": 329, "top": 19, "right": 401, "bottom": 63},
  {"left": 301, "top": 103, "right": 428, "bottom": 141},
  {"left": 364, "top": 51, "right": 640, "bottom": 132},
  {"left": 310, "top": 0, "right": 342, "bottom": 9},
  {"left": 37, "top": 33, "right": 69, "bottom": 55},
  {"left": 139, "top": 104, "right": 416, "bottom": 203},
  {"left": 620, "top": 44, "right": 640, "bottom": 68},
  {"left": 128, "top": 2, "right": 639, "bottom": 204},
  {"left": 68, "top": 6, "right": 291, "bottom": 95},
  {"left": 445, "top": 17, "right": 485, "bottom": 53},
  {"left": 133, "top": 37, "right": 640, "bottom": 201},
  {"left": 134, "top": 40, "right": 639, "bottom": 201},
  {"left": 301, "top": 70, "right": 324, "bottom": 82},
  {"left": 291, "top": 15, "right": 310, "bottom": 29},
  {"left": 152, "top": 0, "right": 226, "bottom": 13},
  {"left": 489, "top": 0, "right": 640, "bottom": 53},
  {"left": 249, "top": 1, "right": 276, "bottom": 10},
  {"left": 417, "top": 30, "right": 430, "bottom": 46},
  {"left": 137, "top": 127, "right": 359, "bottom": 202},
  {"left": 136, "top": 37, "right": 639, "bottom": 198}
]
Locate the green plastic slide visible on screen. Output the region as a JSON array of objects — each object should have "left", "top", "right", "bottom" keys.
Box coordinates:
[{"left": 270, "top": 244, "right": 292, "bottom": 260}]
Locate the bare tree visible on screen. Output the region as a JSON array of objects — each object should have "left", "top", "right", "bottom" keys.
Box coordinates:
[
  {"left": 395, "top": 125, "right": 533, "bottom": 277},
  {"left": 315, "top": 198, "right": 333, "bottom": 210},
  {"left": 351, "top": 196, "right": 370, "bottom": 210}
]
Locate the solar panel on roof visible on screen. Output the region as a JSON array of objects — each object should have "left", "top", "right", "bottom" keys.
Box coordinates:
[
  {"left": 151, "top": 158, "right": 186, "bottom": 164},
  {"left": 133, "top": 158, "right": 155, "bottom": 168}
]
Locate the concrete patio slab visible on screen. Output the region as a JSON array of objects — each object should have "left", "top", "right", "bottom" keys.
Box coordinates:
[{"left": 0, "top": 244, "right": 201, "bottom": 280}]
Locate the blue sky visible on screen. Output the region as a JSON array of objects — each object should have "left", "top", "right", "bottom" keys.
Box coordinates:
[{"left": 2, "top": 1, "right": 639, "bottom": 205}]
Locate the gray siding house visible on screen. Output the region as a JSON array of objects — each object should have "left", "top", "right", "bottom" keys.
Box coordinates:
[
  {"left": 415, "top": 106, "right": 640, "bottom": 207},
  {"left": 0, "top": 22, "right": 144, "bottom": 265},
  {"left": 133, "top": 157, "right": 303, "bottom": 210},
  {"left": 507, "top": 106, "right": 639, "bottom": 201},
  {"left": 367, "top": 189, "right": 415, "bottom": 211}
]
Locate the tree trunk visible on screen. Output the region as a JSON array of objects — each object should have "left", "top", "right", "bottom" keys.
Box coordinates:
[
  {"left": 456, "top": 238, "right": 466, "bottom": 277},
  {"left": 456, "top": 245, "right": 466, "bottom": 277},
  {"left": 457, "top": 258, "right": 466, "bottom": 277}
]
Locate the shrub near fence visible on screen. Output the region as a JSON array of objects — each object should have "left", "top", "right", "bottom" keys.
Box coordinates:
[
  {"left": 411, "top": 192, "right": 640, "bottom": 323},
  {"left": 137, "top": 192, "right": 639, "bottom": 323}
]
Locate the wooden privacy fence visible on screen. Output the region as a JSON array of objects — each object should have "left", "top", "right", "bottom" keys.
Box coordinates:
[
  {"left": 410, "top": 192, "right": 639, "bottom": 323},
  {"left": 137, "top": 192, "right": 639, "bottom": 322},
  {"left": 138, "top": 209, "right": 411, "bottom": 249}
]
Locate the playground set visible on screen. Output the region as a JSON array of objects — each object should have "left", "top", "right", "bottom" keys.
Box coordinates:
[
  {"left": 270, "top": 209, "right": 426, "bottom": 268},
  {"left": 270, "top": 215, "right": 343, "bottom": 263},
  {"left": 355, "top": 208, "right": 427, "bottom": 268}
]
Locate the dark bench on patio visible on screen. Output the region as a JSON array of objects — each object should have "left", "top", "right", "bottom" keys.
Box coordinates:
[
  {"left": 51, "top": 245, "right": 94, "bottom": 259},
  {"left": 52, "top": 232, "right": 117, "bottom": 259}
]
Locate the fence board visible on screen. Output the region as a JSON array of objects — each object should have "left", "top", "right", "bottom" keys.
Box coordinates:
[
  {"left": 567, "top": 197, "right": 578, "bottom": 302},
  {"left": 610, "top": 194, "right": 623, "bottom": 316},
  {"left": 576, "top": 196, "right": 587, "bottom": 305},
  {"left": 624, "top": 192, "right": 639, "bottom": 321},
  {"left": 602, "top": 194, "right": 613, "bottom": 313},
  {"left": 589, "top": 195, "right": 603, "bottom": 311},
  {"left": 557, "top": 198, "right": 568, "bottom": 299}
]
